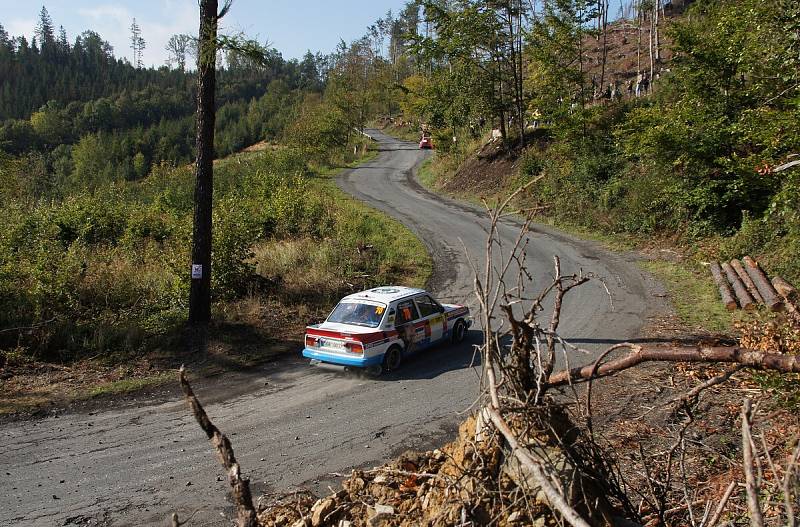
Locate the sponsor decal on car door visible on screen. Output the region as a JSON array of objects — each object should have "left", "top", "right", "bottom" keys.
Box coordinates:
[
  {"left": 416, "top": 295, "right": 445, "bottom": 345},
  {"left": 427, "top": 313, "right": 444, "bottom": 342}
]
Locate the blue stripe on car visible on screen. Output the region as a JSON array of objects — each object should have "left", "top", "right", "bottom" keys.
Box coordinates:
[{"left": 302, "top": 348, "right": 383, "bottom": 367}]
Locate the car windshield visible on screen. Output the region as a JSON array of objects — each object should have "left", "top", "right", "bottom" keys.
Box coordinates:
[{"left": 327, "top": 302, "right": 387, "bottom": 328}]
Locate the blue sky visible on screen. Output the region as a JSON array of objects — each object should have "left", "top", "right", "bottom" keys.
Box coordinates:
[{"left": 0, "top": 1, "right": 410, "bottom": 66}]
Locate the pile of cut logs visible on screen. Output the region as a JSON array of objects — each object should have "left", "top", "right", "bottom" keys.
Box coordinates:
[{"left": 710, "top": 256, "right": 798, "bottom": 312}]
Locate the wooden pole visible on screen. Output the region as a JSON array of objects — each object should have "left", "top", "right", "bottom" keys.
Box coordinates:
[
  {"left": 723, "top": 262, "right": 755, "bottom": 310},
  {"left": 731, "top": 259, "right": 764, "bottom": 304},
  {"left": 710, "top": 261, "right": 737, "bottom": 311},
  {"left": 742, "top": 256, "right": 783, "bottom": 311}
]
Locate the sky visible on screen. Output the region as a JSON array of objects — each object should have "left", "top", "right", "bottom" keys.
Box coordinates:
[{"left": 0, "top": 0, "right": 410, "bottom": 67}]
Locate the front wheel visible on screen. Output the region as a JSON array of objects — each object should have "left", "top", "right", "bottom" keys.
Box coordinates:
[
  {"left": 451, "top": 320, "right": 466, "bottom": 344},
  {"left": 382, "top": 345, "right": 402, "bottom": 372}
]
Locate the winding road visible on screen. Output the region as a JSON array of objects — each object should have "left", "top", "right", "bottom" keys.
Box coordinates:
[{"left": 0, "top": 131, "right": 661, "bottom": 526}]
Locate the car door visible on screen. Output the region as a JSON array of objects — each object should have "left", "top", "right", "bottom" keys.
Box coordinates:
[
  {"left": 394, "top": 298, "right": 422, "bottom": 349},
  {"left": 414, "top": 294, "right": 445, "bottom": 345}
]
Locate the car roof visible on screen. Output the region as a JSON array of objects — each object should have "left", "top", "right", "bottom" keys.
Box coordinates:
[{"left": 341, "top": 286, "right": 427, "bottom": 304}]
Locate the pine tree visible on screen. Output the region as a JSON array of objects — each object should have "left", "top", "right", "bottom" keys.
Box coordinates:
[
  {"left": 35, "top": 6, "right": 55, "bottom": 52},
  {"left": 57, "top": 26, "right": 69, "bottom": 54},
  {"left": 130, "top": 18, "right": 145, "bottom": 68},
  {"left": 0, "top": 23, "right": 9, "bottom": 47}
]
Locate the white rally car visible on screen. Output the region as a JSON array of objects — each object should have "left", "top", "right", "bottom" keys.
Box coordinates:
[{"left": 302, "top": 286, "right": 472, "bottom": 375}]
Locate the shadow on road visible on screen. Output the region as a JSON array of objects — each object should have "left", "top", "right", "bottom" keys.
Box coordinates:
[
  {"left": 357, "top": 330, "right": 482, "bottom": 381},
  {"left": 376, "top": 146, "right": 422, "bottom": 152}
]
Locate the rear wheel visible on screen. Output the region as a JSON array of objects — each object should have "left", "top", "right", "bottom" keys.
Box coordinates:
[
  {"left": 383, "top": 345, "right": 402, "bottom": 372},
  {"left": 452, "top": 320, "right": 466, "bottom": 344},
  {"left": 365, "top": 364, "right": 383, "bottom": 377}
]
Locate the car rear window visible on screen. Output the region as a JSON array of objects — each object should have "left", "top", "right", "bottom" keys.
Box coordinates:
[
  {"left": 415, "top": 295, "right": 441, "bottom": 317},
  {"left": 327, "top": 302, "right": 387, "bottom": 328}
]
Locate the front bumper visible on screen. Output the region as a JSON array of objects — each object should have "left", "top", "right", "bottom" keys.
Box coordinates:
[{"left": 302, "top": 348, "right": 383, "bottom": 368}]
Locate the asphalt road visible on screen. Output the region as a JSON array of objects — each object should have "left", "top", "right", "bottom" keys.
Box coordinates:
[{"left": 0, "top": 131, "right": 660, "bottom": 526}]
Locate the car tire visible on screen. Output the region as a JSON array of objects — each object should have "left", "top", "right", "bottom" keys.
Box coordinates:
[
  {"left": 451, "top": 320, "right": 466, "bottom": 344},
  {"left": 382, "top": 345, "right": 402, "bottom": 372}
]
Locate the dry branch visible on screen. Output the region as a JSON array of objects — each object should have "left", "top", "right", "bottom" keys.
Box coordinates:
[
  {"left": 723, "top": 262, "right": 755, "bottom": 310},
  {"left": 741, "top": 399, "right": 765, "bottom": 527},
  {"left": 706, "top": 480, "right": 737, "bottom": 527},
  {"left": 710, "top": 261, "right": 737, "bottom": 311},
  {"left": 485, "top": 407, "right": 592, "bottom": 527},
  {"left": 178, "top": 367, "right": 257, "bottom": 527},
  {"left": 742, "top": 256, "right": 783, "bottom": 311},
  {"left": 547, "top": 344, "right": 800, "bottom": 387},
  {"left": 731, "top": 259, "right": 764, "bottom": 304}
]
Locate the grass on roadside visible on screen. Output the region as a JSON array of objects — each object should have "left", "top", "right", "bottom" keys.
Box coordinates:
[
  {"left": 417, "top": 156, "right": 437, "bottom": 189},
  {"left": 639, "top": 259, "right": 736, "bottom": 334},
  {"left": 83, "top": 371, "right": 175, "bottom": 398}
]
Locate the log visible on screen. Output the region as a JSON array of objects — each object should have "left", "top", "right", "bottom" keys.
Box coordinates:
[
  {"left": 742, "top": 256, "right": 783, "bottom": 311},
  {"left": 722, "top": 262, "right": 755, "bottom": 310},
  {"left": 710, "top": 261, "right": 737, "bottom": 311},
  {"left": 731, "top": 259, "right": 764, "bottom": 304},
  {"left": 772, "top": 276, "right": 799, "bottom": 313},
  {"left": 772, "top": 276, "right": 798, "bottom": 303}
]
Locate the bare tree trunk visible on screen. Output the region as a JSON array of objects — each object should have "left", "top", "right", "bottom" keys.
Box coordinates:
[
  {"left": 636, "top": 1, "right": 642, "bottom": 75},
  {"left": 189, "top": 0, "right": 220, "bottom": 330},
  {"left": 577, "top": 2, "right": 586, "bottom": 139},
  {"left": 648, "top": 4, "right": 655, "bottom": 82},
  {"left": 653, "top": 0, "right": 660, "bottom": 62},
  {"left": 599, "top": 0, "right": 609, "bottom": 94},
  {"left": 496, "top": 50, "right": 507, "bottom": 142}
]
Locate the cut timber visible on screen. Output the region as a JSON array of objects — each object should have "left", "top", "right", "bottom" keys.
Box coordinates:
[
  {"left": 731, "top": 259, "right": 764, "bottom": 304},
  {"left": 742, "top": 256, "right": 784, "bottom": 311},
  {"left": 722, "top": 262, "right": 755, "bottom": 310},
  {"left": 772, "top": 276, "right": 798, "bottom": 313},
  {"left": 710, "top": 261, "right": 737, "bottom": 311}
]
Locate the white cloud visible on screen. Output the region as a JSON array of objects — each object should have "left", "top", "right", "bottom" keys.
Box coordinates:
[{"left": 5, "top": 18, "right": 36, "bottom": 41}]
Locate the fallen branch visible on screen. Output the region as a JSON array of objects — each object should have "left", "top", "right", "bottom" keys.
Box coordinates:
[
  {"left": 671, "top": 364, "right": 745, "bottom": 408},
  {"left": 705, "top": 480, "right": 737, "bottom": 527},
  {"left": 741, "top": 399, "right": 765, "bottom": 527},
  {"left": 0, "top": 316, "right": 58, "bottom": 334},
  {"left": 547, "top": 344, "right": 800, "bottom": 387},
  {"left": 178, "top": 366, "right": 257, "bottom": 527}
]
